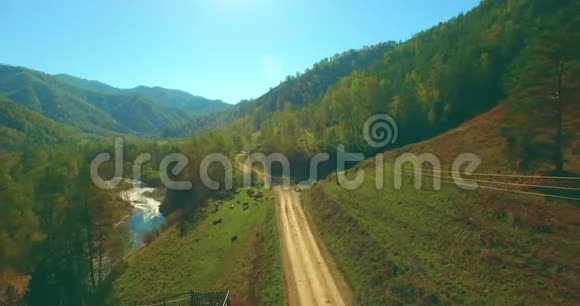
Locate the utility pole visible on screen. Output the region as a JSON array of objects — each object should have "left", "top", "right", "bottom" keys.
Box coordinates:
[{"left": 554, "top": 59, "right": 564, "bottom": 173}]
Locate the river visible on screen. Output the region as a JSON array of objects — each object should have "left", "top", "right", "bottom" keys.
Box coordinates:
[{"left": 120, "top": 181, "right": 165, "bottom": 248}]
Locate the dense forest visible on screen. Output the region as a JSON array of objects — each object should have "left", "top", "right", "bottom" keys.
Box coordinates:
[
  {"left": 0, "top": 145, "right": 128, "bottom": 305},
  {"left": 0, "top": 138, "right": 238, "bottom": 305},
  {"left": 0, "top": 0, "right": 578, "bottom": 304},
  {"left": 160, "top": 0, "right": 579, "bottom": 179}
]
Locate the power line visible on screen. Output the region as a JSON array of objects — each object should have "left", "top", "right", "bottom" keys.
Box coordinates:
[
  {"left": 300, "top": 132, "right": 580, "bottom": 200},
  {"left": 437, "top": 178, "right": 580, "bottom": 201},
  {"left": 385, "top": 164, "right": 580, "bottom": 191},
  {"left": 409, "top": 167, "right": 580, "bottom": 180},
  {"left": 309, "top": 130, "right": 579, "bottom": 181},
  {"left": 386, "top": 164, "right": 580, "bottom": 201}
]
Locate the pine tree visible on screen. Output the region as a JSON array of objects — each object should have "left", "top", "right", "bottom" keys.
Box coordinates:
[{"left": 502, "top": 7, "right": 580, "bottom": 172}]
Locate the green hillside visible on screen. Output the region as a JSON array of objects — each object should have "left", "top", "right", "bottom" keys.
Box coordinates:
[
  {"left": 0, "top": 65, "right": 129, "bottom": 134},
  {"left": 0, "top": 95, "right": 80, "bottom": 148},
  {"left": 0, "top": 66, "right": 228, "bottom": 136}
]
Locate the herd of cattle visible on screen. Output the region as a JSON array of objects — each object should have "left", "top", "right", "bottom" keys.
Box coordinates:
[{"left": 210, "top": 188, "right": 275, "bottom": 244}]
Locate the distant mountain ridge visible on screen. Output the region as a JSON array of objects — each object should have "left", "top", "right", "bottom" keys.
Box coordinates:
[
  {"left": 0, "top": 65, "right": 230, "bottom": 137},
  {"left": 52, "top": 73, "right": 119, "bottom": 93},
  {"left": 53, "top": 74, "right": 230, "bottom": 114}
]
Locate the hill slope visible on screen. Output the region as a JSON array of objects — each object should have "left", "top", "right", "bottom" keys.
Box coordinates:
[
  {"left": 303, "top": 105, "right": 580, "bottom": 304},
  {"left": 0, "top": 65, "right": 129, "bottom": 134}
]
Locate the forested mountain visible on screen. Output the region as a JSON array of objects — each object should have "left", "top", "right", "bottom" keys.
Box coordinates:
[
  {"left": 186, "top": 0, "right": 578, "bottom": 165},
  {"left": 0, "top": 66, "right": 228, "bottom": 136},
  {"left": 0, "top": 96, "right": 80, "bottom": 148},
  {"left": 0, "top": 66, "right": 127, "bottom": 134},
  {"left": 165, "top": 0, "right": 577, "bottom": 144},
  {"left": 54, "top": 74, "right": 230, "bottom": 114}
]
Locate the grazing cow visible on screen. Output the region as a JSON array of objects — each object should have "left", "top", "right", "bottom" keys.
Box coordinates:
[
  {"left": 212, "top": 218, "right": 222, "bottom": 225},
  {"left": 230, "top": 204, "right": 235, "bottom": 209},
  {"left": 211, "top": 207, "right": 218, "bottom": 214},
  {"left": 231, "top": 235, "right": 238, "bottom": 243}
]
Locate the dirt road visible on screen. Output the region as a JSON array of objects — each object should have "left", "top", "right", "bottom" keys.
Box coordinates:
[
  {"left": 235, "top": 156, "right": 349, "bottom": 305},
  {"left": 274, "top": 187, "right": 349, "bottom": 306}
]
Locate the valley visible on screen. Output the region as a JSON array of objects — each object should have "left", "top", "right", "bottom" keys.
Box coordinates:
[{"left": 0, "top": 0, "right": 579, "bottom": 305}]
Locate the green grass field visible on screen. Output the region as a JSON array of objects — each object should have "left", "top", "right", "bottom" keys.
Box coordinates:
[{"left": 112, "top": 187, "right": 283, "bottom": 305}]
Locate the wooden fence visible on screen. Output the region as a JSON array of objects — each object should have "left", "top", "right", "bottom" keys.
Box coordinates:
[{"left": 135, "top": 290, "right": 229, "bottom": 306}]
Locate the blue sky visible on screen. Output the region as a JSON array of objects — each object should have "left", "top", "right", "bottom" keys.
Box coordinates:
[{"left": 1, "top": 0, "right": 479, "bottom": 103}]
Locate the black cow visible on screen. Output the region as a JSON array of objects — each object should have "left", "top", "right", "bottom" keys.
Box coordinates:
[
  {"left": 231, "top": 235, "right": 238, "bottom": 243},
  {"left": 212, "top": 218, "right": 222, "bottom": 225}
]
